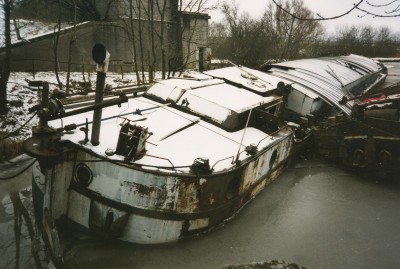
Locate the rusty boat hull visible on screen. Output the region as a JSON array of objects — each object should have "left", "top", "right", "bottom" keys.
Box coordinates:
[
  {"left": 25, "top": 58, "right": 297, "bottom": 249},
  {"left": 31, "top": 126, "right": 293, "bottom": 244},
  {"left": 24, "top": 52, "right": 387, "bottom": 265}
]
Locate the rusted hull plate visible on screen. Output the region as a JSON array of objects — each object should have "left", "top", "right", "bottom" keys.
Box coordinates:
[
  {"left": 32, "top": 131, "right": 293, "bottom": 244},
  {"left": 314, "top": 118, "right": 400, "bottom": 173}
]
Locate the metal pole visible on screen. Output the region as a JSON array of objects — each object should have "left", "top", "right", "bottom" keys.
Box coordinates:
[
  {"left": 91, "top": 72, "right": 105, "bottom": 145},
  {"left": 40, "top": 82, "right": 49, "bottom": 127},
  {"left": 91, "top": 44, "right": 110, "bottom": 146},
  {"left": 235, "top": 108, "right": 253, "bottom": 163}
]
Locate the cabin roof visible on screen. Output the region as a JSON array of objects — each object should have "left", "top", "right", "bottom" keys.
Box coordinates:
[
  {"left": 205, "top": 66, "right": 283, "bottom": 93},
  {"left": 178, "top": 83, "right": 277, "bottom": 124},
  {"left": 49, "top": 54, "right": 385, "bottom": 172},
  {"left": 50, "top": 96, "right": 280, "bottom": 172}
]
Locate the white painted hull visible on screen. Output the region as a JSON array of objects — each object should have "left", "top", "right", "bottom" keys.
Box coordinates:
[{"left": 32, "top": 127, "right": 293, "bottom": 244}]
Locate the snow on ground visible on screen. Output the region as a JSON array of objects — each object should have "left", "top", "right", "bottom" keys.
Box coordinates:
[
  {"left": 0, "top": 70, "right": 198, "bottom": 142},
  {"left": 0, "top": 19, "right": 72, "bottom": 46},
  {"left": 1, "top": 71, "right": 139, "bottom": 141}
]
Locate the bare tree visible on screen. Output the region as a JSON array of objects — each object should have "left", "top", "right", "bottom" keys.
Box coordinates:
[
  {"left": 336, "top": 25, "right": 361, "bottom": 53},
  {"left": 271, "top": 0, "right": 400, "bottom": 21},
  {"left": 129, "top": 0, "right": 141, "bottom": 83},
  {"left": 136, "top": 0, "right": 146, "bottom": 82},
  {"left": 375, "top": 26, "right": 397, "bottom": 56},
  {"left": 218, "top": 0, "right": 323, "bottom": 65},
  {"left": 0, "top": 0, "right": 11, "bottom": 114},
  {"left": 53, "top": 0, "right": 63, "bottom": 90},
  {"left": 221, "top": 3, "right": 270, "bottom": 66},
  {"left": 177, "top": 0, "right": 216, "bottom": 72},
  {"left": 330, "top": 24, "right": 397, "bottom": 57},
  {"left": 121, "top": 0, "right": 213, "bottom": 80},
  {"left": 208, "top": 21, "right": 230, "bottom": 60},
  {"left": 145, "top": 0, "right": 157, "bottom": 82},
  {"left": 65, "top": 0, "right": 77, "bottom": 95},
  {"left": 265, "top": 0, "right": 324, "bottom": 60},
  {"left": 155, "top": 0, "right": 167, "bottom": 78}
]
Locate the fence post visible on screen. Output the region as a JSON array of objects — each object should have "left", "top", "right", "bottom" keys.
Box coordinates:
[{"left": 120, "top": 65, "right": 124, "bottom": 80}]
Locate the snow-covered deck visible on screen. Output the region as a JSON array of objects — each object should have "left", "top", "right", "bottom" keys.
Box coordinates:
[{"left": 50, "top": 94, "right": 278, "bottom": 173}]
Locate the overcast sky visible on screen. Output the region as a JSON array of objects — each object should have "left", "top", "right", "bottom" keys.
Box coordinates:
[
  {"left": 209, "top": 0, "right": 400, "bottom": 36},
  {"left": 1, "top": 1, "right": 398, "bottom": 39}
]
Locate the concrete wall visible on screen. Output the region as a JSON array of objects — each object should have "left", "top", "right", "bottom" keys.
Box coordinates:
[
  {"left": 181, "top": 13, "right": 210, "bottom": 70},
  {"left": 116, "top": 0, "right": 174, "bottom": 22},
  {"left": 6, "top": 8, "right": 209, "bottom": 73},
  {"left": 9, "top": 22, "right": 132, "bottom": 72}
]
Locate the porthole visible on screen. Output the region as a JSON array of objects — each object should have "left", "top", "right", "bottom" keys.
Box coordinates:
[
  {"left": 74, "top": 163, "right": 93, "bottom": 187},
  {"left": 269, "top": 150, "right": 277, "bottom": 169}
]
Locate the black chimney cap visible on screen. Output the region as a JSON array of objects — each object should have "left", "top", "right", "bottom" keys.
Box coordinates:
[{"left": 92, "top": 43, "right": 107, "bottom": 64}]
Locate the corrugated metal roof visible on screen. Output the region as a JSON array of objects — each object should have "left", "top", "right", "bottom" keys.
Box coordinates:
[{"left": 263, "top": 55, "right": 385, "bottom": 115}]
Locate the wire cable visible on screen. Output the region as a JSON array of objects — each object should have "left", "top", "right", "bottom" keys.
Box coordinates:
[
  {"left": 0, "top": 112, "right": 37, "bottom": 141},
  {"left": 0, "top": 159, "right": 36, "bottom": 180}
]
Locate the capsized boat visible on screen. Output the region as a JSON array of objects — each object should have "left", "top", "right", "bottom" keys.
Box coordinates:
[{"left": 23, "top": 46, "right": 295, "bottom": 262}]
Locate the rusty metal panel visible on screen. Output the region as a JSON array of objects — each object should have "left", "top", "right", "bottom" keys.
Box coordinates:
[
  {"left": 121, "top": 181, "right": 167, "bottom": 209},
  {"left": 176, "top": 180, "right": 200, "bottom": 213},
  {"left": 120, "top": 214, "right": 184, "bottom": 244}
]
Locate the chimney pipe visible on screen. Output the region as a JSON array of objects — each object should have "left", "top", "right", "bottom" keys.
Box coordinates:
[{"left": 91, "top": 43, "right": 110, "bottom": 146}]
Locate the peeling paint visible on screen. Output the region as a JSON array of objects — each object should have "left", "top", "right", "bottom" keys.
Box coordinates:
[{"left": 188, "top": 218, "right": 209, "bottom": 231}]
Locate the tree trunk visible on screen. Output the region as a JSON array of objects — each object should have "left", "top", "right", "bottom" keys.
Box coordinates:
[
  {"left": 53, "top": 1, "right": 63, "bottom": 90},
  {"left": 12, "top": 18, "right": 21, "bottom": 40},
  {"left": 146, "top": 0, "right": 153, "bottom": 82},
  {"left": 149, "top": 0, "right": 157, "bottom": 82},
  {"left": 66, "top": 0, "right": 78, "bottom": 95},
  {"left": 0, "top": 0, "right": 12, "bottom": 115},
  {"left": 156, "top": 0, "right": 167, "bottom": 79},
  {"left": 138, "top": 0, "right": 146, "bottom": 82},
  {"left": 129, "top": 0, "right": 140, "bottom": 84}
]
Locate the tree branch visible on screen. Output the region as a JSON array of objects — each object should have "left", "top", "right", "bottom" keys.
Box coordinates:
[
  {"left": 271, "top": 0, "right": 365, "bottom": 20},
  {"left": 356, "top": 5, "right": 400, "bottom": 17},
  {"left": 366, "top": 0, "right": 398, "bottom": 8}
]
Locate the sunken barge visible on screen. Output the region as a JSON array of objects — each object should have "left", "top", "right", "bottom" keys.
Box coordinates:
[
  {"left": 313, "top": 84, "right": 400, "bottom": 174},
  {"left": 259, "top": 54, "right": 398, "bottom": 173},
  {"left": 23, "top": 45, "right": 388, "bottom": 263}
]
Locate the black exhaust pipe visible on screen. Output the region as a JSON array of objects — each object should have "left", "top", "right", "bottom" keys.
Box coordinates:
[{"left": 91, "top": 43, "right": 110, "bottom": 146}]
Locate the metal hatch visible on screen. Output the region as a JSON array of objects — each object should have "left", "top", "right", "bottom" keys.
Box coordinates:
[{"left": 205, "top": 66, "right": 284, "bottom": 94}]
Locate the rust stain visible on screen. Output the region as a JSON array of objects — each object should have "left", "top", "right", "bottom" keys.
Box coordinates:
[
  {"left": 122, "top": 181, "right": 167, "bottom": 208},
  {"left": 176, "top": 180, "right": 200, "bottom": 213},
  {"left": 250, "top": 180, "right": 266, "bottom": 198}
]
